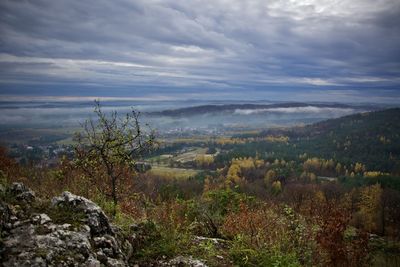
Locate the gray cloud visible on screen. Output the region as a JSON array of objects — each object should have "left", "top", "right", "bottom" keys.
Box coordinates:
[{"left": 0, "top": 0, "right": 399, "bottom": 100}]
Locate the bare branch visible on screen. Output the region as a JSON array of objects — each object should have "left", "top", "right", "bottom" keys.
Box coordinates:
[{"left": 73, "top": 100, "right": 156, "bottom": 216}]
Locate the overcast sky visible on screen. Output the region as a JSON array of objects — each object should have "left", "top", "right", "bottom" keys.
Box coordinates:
[{"left": 0, "top": 0, "right": 399, "bottom": 102}]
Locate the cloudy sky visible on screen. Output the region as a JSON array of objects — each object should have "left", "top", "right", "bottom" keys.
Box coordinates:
[{"left": 0, "top": 0, "right": 399, "bottom": 102}]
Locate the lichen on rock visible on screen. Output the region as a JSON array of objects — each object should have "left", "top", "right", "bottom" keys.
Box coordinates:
[
  {"left": 51, "top": 191, "right": 114, "bottom": 236},
  {"left": 1, "top": 185, "right": 128, "bottom": 267}
]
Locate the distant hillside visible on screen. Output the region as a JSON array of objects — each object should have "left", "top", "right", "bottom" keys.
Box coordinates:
[
  {"left": 289, "top": 108, "right": 400, "bottom": 172},
  {"left": 150, "top": 102, "right": 369, "bottom": 117},
  {"left": 230, "top": 108, "right": 400, "bottom": 173}
]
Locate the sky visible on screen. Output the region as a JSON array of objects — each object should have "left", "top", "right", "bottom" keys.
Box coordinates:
[{"left": 0, "top": 0, "right": 399, "bottom": 103}]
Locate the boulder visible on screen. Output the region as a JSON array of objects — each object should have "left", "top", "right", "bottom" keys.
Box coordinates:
[
  {"left": 0, "top": 200, "right": 11, "bottom": 230},
  {"left": 7, "top": 182, "right": 36, "bottom": 203},
  {"left": 2, "top": 220, "right": 98, "bottom": 266},
  {"left": 1, "top": 185, "right": 128, "bottom": 267},
  {"left": 165, "top": 256, "right": 208, "bottom": 267},
  {"left": 51, "top": 191, "right": 113, "bottom": 236}
]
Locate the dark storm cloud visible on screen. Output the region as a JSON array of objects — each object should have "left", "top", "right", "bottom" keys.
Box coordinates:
[{"left": 0, "top": 0, "right": 399, "bottom": 101}]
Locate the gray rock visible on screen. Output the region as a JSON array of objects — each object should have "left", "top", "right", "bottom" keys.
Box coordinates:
[
  {"left": 31, "top": 213, "right": 52, "bottom": 225},
  {"left": 167, "top": 256, "right": 208, "bottom": 267},
  {"left": 86, "top": 256, "right": 101, "bottom": 267},
  {"left": 52, "top": 191, "right": 113, "bottom": 236},
  {"left": 0, "top": 200, "right": 11, "bottom": 229},
  {"left": 2, "top": 184, "right": 128, "bottom": 267},
  {"left": 8, "top": 182, "right": 36, "bottom": 203},
  {"left": 106, "top": 257, "right": 127, "bottom": 267},
  {"left": 122, "top": 239, "right": 133, "bottom": 261},
  {"left": 0, "top": 183, "right": 5, "bottom": 195},
  {"left": 2, "top": 217, "right": 128, "bottom": 267},
  {"left": 96, "top": 250, "right": 108, "bottom": 263}
]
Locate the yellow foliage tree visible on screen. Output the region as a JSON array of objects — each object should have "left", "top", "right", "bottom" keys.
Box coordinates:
[
  {"left": 195, "top": 154, "right": 214, "bottom": 168},
  {"left": 363, "top": 171, "right": 388, "bottom": 178},
  {"left": 264, "top": 169, "right": 276, "bottom": 187},
  {"left": 358, "top": 184, "right": 382, "bottom": 233},
  {"left": 271, "top": 180, "right": 282, "bottom": 195},
  {"left": 303, "top": 158, "right": 322, "bottom": 173},
  {"left": 226, "top": 163, "right": 242, "bottom": 188},
  {"left": 232, "top": 157, "right": 255, "bottom": 170},
  {"left": 335, "top": 163, "right": 342, "bottom": 175},
  {"left": 354, "top": 162, "right": 366, "bottom": 174}
]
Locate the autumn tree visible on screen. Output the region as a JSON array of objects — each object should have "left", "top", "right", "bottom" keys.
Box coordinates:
[
  {"left": 381, "top": 188, "right": 400, "bottom": 238},
  {"left": 335, "top": 163, "right": 342, "bottom": 175},
  {"left": 357, "top": 184, "right": 383, "bottom": 233},
  {"left": 316, "top": 201, "right": 369, "bottom": 266},
  {"left": 271, "top": 180, "right": 282, "bottom": 195},
  {"left": 225, "top": 162, "right": 242, "bottom": 188},
  {"left": 354, "top": 162, "right": 366, "bottom": 174},
  {"left": 74, "top": 101, "right": 156, "bottom": 215},
  {"left": 264, "top": 169, "right": 276, "bottom": 187},
  {"left": 195, "top": 154, "right": 214, "bottom": 168}
]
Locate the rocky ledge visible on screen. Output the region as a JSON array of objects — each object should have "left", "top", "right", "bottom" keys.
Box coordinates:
[
  {"left": 0, "top": 183, "right": 211, "bottom": 267},
  {"left": 0, "top": 183, "right": 128, "bottom": 267}
]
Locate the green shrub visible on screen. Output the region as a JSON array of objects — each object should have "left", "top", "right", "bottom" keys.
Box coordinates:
[
  {"left": 47, "top": 205, "right": 86, "bottom": 229},
  {"left": 229, "top": 235, "right": 301, "bottom": 267},
  {"left": 131, "top": 220, "right": 191, "bottom": 262}
]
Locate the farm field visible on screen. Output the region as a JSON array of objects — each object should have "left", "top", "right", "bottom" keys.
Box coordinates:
[
  {"left": 148, "top": 165, "right": 199, "bottom": 179},
  {"left": 148, "top": 147, "right": 212, "bottom": 165},
  {"left": 174, "top": 147, "right": 208, "bottom": 163}
]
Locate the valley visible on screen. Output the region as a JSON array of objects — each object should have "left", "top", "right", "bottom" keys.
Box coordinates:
[{"left": 1, "top": 101, "right": 400, "bottom": 266}]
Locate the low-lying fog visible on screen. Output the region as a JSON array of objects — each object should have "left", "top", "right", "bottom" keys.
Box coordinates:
[{"left": 0, "top": 100, "right": 373, "bottom": 135}]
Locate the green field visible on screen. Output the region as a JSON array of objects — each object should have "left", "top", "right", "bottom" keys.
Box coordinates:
[
  {"left": 148, "top": 147, "right": 210, "bottom": 165},
  {"left": 149, "top": 165, "right": 199, "bottom": 179},
  {"left": 174, "top": 147, "right": 208, "bottom": 163}
]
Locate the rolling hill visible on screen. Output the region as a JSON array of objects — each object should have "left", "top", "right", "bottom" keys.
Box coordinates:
[
  {"left": 150, "top": 102, "right": 372, "bottom": 117},
  {"left": 276, "top": 108, "right": 400, "bottom": 173}
]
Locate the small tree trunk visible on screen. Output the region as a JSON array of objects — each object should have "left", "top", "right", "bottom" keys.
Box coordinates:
[
  {"left": 111, "top": 174, "right": 117, "bottom": 217},
  {"left": 106, "top": 164, "right": 117, "bottom": 217},
  {"left": 381, "top": 204, "right": 386, "bottom": 236}
]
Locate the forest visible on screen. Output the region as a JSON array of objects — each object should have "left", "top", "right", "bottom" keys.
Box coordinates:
[{"left": 1, "top": 106, "right": 400, "bottom": 266}]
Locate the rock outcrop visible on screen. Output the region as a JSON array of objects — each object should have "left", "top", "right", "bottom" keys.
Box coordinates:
[
  {"left": 0, "top": 183, "right": 211, "bottom": 267},
  {"left": 51, "top": 191, "right": 114, "bottom": 236},
  {"left": 7, "top": 182, "right": 36, "bottom": 203},
  {"left": 0, "top": 183, "right": 127, "bottom": 267}
]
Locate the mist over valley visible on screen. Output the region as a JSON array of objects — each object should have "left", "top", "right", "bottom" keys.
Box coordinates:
[{"left": 0, "top": 99, "right": 382, "bottom": 145}]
